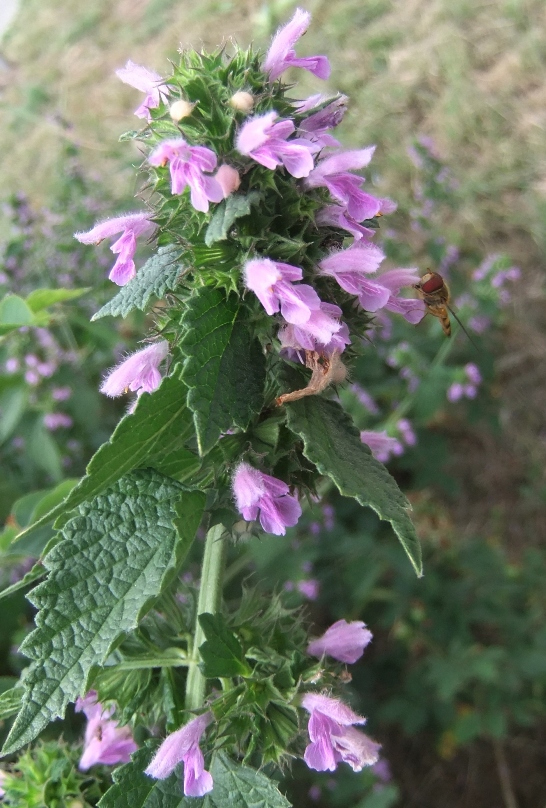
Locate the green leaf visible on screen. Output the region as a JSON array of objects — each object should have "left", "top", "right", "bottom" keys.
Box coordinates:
[
  {"left": 92, "top": 246, "right": 183, "bottom": 320},
  {"left": 28, "top": 419, "right": 63, "bottom": 482},
  {"left": 2, "top": 469, "right": 197, "bottom": 755},
  {"left": 285, "top": 397, "right": 422, "bottom": 576},
  {"left": 99, "top": 749, "right": 291, "bottom": 808},
  {"left": 179, "top": 289, "right": 265, "bottom": 455},
  {"left": 0, "top": 686, "right": 24, "bottom": 720},
  {"left": 198, "top": 613, "right": 252, "bottom": 678},
  {"left": 25, "top": 288, "right": 88, "bottom": 312},
  {"left": 0, "top": 385, "right": 27, "bottom": 443},
  {"left": 173, "top": 490, "right": 206, "bottom": 546},
  {"left": 13, "top": 376, "right": 195, "bottom": 540},
  {"left": 0, "top": 294, "right": 35, "bottom": 334},
  {"left": 204, "top": 192, "right": 261, "bottom": 246}
]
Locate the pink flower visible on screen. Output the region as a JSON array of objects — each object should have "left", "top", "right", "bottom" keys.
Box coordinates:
[
  {"left": 214, "top": 164, "right": 241, "bottom": 197},
  {"left": 360, "top": 430, "right": 403, "bottom": 463},
  {"left": 307, "top": 619, "right": 372, "bottom": 664},
  {"left": 75, "top": 691, "right": 137, "bottom": 771},
  {"left": 316, "top": 205, "right": 376, "bottom": 241},
  {"left": 297, "top": 579, "right": 320, "bottom": 600},
  {"left": 232, "top": 462, "right": 302, "bottom": 535},
  {"left": 75, "top": 212, "right": 155, "bottom": 286},
  {"left": 298, "top": 95, "right": 348, "bottom": 147},
  {"left": 305, "top": 148, "right": 380, "bottom": 221},
  {"left": 115, "top": 60, "right": 168, "bottom": 120},
  {"left": 319, "top": 243, "right": 389, "bottom": 311},
  {"left": 302, "top": 693, "right": 380, "bottom": 772},
  {"left": 262, "top": 8, "right": 330, "bottom": 82},
  {"left": 145, "top": 713, "right": 213, "bottom": 797},
  {"left": 278, "top": 302, "right": 349, "bottom": 360},
  {"left": 244, "top": 257, "right": 317, "bottom": 322},
  {"left": 148, "top": 138, "right": 224, "bottom": 212},
  {"left": 236, "top": 112, "right": 319, "bottom": 178},
  {"left": 376, "top": 268, "right": 426, "bottom": 324},
  {"left": 100, "top": 340, "right": 169, "bottom": 398}
]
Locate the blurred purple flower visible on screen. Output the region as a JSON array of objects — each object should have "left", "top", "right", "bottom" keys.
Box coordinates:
[
  {"left": 302, "top": 693, "right": 380, "bottom": 772},
  {"left": 52, "top": 386, "right": 72, "bottom": 401},
  {"left": 5, "top": 358, "right": 19, "bottom": 373},
  {"left": 76, "top": 691, "right": 137, "bottom": 771},
  {"left": 75, "top": 212, "right": 155, "bottom": 285},
  {"left": 360, "top": 430, "right": 403, "bottom": 463},
  {"left": 263, "top": 8, "right": 330, "bottom": 81},
  {"left": 465, "top": 363, "right": 482, "bottom": 385},
  {"left": 116, "top": 60, "right": 168, "bottom": 120},
  {"left": 100, "top": 340, "right": 169, "bottom": 398},
  {"left": 44, "top": 413, "right": 73, "bottom": 430},
  {"left": 297, "top": 579, "right": 320, "bottom": 600},
  {"left": 447, "top": 382, "right": 464, "bottom": 402},
  {"left": 397, "top": 418, "right": 417, "bottom": 446},
  {"left": 236, "top": 112, "right": 319, "bottom": 178},
  {"left": 350, "top": 384, "right": 380, "bottom": 415},
  {"left": 145, "top": 713, "right": 213, "bottom": 797},
  {"left": 307, "top": 619, "right": 372, "bottom": 664},
  {"left": 149, "top": 138, "right": 223, "bottom": 212},
  {"left": 232, "top": 462, "right": 302, "bottom": 535}
]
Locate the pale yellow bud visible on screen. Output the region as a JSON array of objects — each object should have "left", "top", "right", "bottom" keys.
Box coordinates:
[
  {"left": 169, "top": 99, "right": 194, "bottom": 121},
  {"left": 229, "top": 91, "right": 254, "bottom": 113}
]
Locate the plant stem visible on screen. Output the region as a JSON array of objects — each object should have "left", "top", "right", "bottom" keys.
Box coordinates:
[{"left": 185, "top": 522, "right": 226, "bottom": 710}]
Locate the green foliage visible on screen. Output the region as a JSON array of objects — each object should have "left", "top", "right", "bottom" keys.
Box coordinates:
[
  {"left": 3, "top": 469, "right": 197, "bottom": 755},
  {"left": 198, "top": 613, "right": 252, "bottom": 678},
  {"left": 205, "top": 192, "right": 261, "bottom": 246},
  {"left": 178, "top": 289, "right": 266, "bottom": 455},
  {"left": 92, "top": 246, "right": 184, "bottom": 320},
  {"left": 286, "top": 397, "right": 422, "bottom": 576}
]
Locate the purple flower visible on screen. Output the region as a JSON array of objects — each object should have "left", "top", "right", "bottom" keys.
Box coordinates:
[
  {"left": 52, "top": 386, "right": 72, "bottom": 401},
  {"left": 350, "top": 384, "right": 380, "bottom": 415},
  {"left": 377, "top": 268, "right": 426, "bottom": 324},
  {"left": 297, "top": 579, "right": 320, "bottom": 600},
  {"left": 236, "top": 112, "right": 319, "bottom": 178},
  {"left": 262, "top": 8, "right": 330, "bottom": 82},
  {"left": 44, "top": 413, "right": 73, "bottom": 430},
  {"left": 145, "top": 713, "right": 213, "bottom": 797},
  {"left": 148, "top": 138, "right": 224, "bottom": 212},
  {"left": 75, "top": 212, "right": 155, "bottom": 285},
  {"left": 298, "top": 95, "right": 348, "bottom": 147},
  {"left": 244, "top": 257, "right": 317, "bottom": 322},
  {"left": 100, "top": 340, "right": 169, "bottom": 398},
  {"left": 397, "top": 418, "right": 417, "bottom": 447},
  {"left": 0, "top": 770, "right": 6, "bottom": 798},
  {"left": 302, "top": 693, "right": 380, "bottom": 772},
  {"left": 447, "top": 382, "right": 464, "bottom": 402},
  {"left": 278, "top": 302, "right": 348, "bottom": 359},
  {"left": 316, "top": 205, "right": 376, "bottom": 241},
  {"left": 305, "top": 148, "right": 379, "bottom": 220},
  {"left": 5, "top": 357, "right": 19, "bottom": 373},
  {"left": 465, "top": 363, "right": 482, "bottom": 385},
  {"left": 307, "top": 619, "right": 372, "bottom": 664},
  {"left": 232, "top": 462, "right": 302, "bottom": 535},
  {"left": 116, "top": 61, "right": 168, "bottom": 120},
  {"left": 360, "top": 430, "right": 403, "bottom": 463},
  {"left": 75, "top": 691, "right": 137, "bottom": 771},
  {"left": 319, "top": 243, "right": 389, "bottom": 311}
]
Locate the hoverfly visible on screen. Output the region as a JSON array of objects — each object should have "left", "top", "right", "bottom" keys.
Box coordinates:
[{"left": 413, "top": 271, "right": 478, "bottom": 349}]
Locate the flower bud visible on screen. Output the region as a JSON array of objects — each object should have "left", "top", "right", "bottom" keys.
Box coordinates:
[
  {"left": 169, "top": 99, "right": 194, "bottom": 121},
  {"left": 215, "top": 164, "right": 241, "bottom": 198},
  {"left": 229, "top": 91, "right": 254, "bottom": 112}
]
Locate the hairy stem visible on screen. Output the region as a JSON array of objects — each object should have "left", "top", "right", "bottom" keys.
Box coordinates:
[{"left": 185, "top": 522, "right": 226, "bottom": 710}]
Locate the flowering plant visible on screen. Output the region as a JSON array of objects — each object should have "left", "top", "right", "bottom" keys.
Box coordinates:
[{"left": 0, "top": 9, "right": 428, "bottom": 805}]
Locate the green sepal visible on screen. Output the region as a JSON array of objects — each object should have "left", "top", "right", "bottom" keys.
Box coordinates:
[{"left": 198, "top": 613, "right": 252, "bottom": 678}]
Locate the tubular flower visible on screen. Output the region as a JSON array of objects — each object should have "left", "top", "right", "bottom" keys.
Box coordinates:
[
  {"left": 145, "top": 713, "right": 213, "bottom": 797},
  {"left": 360, "top": 430, "right": 403, "bottom": 463},
  {"left": 232, "top": 462, "right": 302, "bottom": 536},
  {"left": 115, "top": 60, "right": 168, "bottom": 120},
  {"left": 75, "top": 691, "right": 137, "bottom": 771},
  {"left": 298, "top": 95, "right": 348, "bottom": 147},
  {"left": 307, "top": 619, "right": 372, "bottom": 664},
  {"left": 236, "top": 112, "right": 319, "bottom": 178},
  {"left": 244, "top": 258, "right": 316, "bottom": 322},
  {"left": 374, "top": 268, "right": 426, "bottom": 324},
  {"left": 148, "top": 138, "right": 224, "bottom": 212},
  {"left": 262, "top": 8, "right": 330, "bottom": 82},
  {"left": 302, "top": 693, "right": 380, "bottom": 773},
  {"left": 319, "top": 243, "right": 391, "bottom": 311},
  {"left": 278, "top": 302, "right": 350, "bottom": 361},
  {"left": 75, "top": 212, "right": 155, "bottom": 286},
  {"left": 100, "top": 340, "right": 169, "bottom": 398},
  {"left": 305, "top": 148, "right": 383, "bottom": 221},
  {"left": 316, "top": 205, "right": 376, "bottom": 241}
]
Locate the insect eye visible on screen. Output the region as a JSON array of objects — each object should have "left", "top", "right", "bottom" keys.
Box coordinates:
[{"left": 421, "top": 273, "right": 444, "bottom": 293}]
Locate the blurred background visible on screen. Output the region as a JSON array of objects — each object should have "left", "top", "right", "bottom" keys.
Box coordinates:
[{"left": 0, "top": 1, "right": 545, "bottom": 806}]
